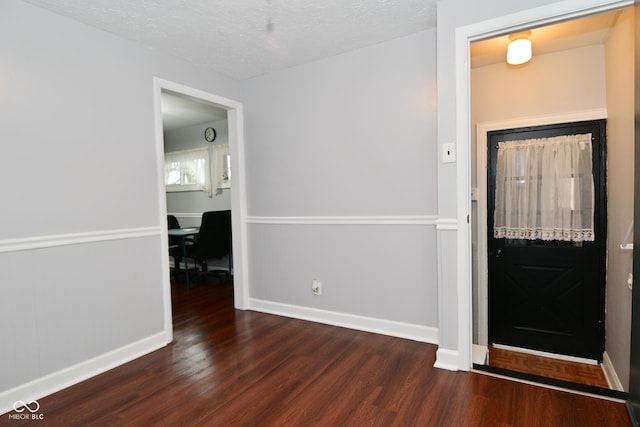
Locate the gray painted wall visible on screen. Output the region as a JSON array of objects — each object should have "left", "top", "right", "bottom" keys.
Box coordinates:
[
  {"left": 242, "top": 29, "right": 438, "bottom": 217},
  {"left": 0, "top": 0, "right": 239, "bottom": 408},
  {"left": 242, "top": 29, "right": 439, "bottom": 327},
  {"left": 604, "top": 7, "right": 635, "bottom": 390}
]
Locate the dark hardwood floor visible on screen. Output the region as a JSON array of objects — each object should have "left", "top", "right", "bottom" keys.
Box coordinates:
[{"left": 1, "top": 273, "right": 631, "bottom": 426}]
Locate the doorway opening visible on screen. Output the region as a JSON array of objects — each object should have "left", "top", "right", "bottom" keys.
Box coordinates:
[
  {"left": 467, "top": 5, "right": 634, "bottom": 398},
  {"left": 153, "top": 78, "right": 249, "bottom": 340}
]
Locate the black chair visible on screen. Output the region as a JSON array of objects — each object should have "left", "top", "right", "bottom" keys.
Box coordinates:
[
  {"left": 185, "top": 210, "right": 232, "bottom": 280},
  {"left": 167, "top": 215, "right": 183, "bottom": 270},
  {"left": 168, "top": 214, "right": 181, "bottom": 230}
]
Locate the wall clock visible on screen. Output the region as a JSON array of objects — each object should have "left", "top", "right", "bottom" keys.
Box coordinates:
[{"left": 204, "top": 127, "right": 216, "bottom": 142}]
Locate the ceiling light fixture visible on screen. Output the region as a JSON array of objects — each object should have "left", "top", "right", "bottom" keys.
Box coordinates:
[
  {"left": 264, "top": 0, "right": 279, "bottom": 51},
  {"left": 266, "top": 0, "right": 274, "bottom": 33},
  {"left": 506, "top": 31, "right": 532, "bottom": 65}
]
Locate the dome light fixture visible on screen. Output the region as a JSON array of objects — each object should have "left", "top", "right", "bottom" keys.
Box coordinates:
[{"left": 507, "top": 31, "right": 532, "bottom": 65}]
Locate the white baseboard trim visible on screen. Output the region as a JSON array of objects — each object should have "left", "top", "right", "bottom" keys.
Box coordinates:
[
  {"left": 472, "top": 344, "right": 488, "bottom": 365},
  {"left": 434, "top": 348, "right": 460, "bottom": 371},
  {"left": 248, "top": 298, "right": 438, "bottom": 344},
  {"left": 602, "top": 351, "right": 625, "bottom": 392},
  {"left": 0, "top": 332, "right": 170, "bottom": 416}
]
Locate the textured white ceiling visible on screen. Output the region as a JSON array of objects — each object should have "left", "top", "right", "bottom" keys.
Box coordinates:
[
  {"left": 24, "top": 1, "right": 623, "bottom": 131},
  {"left": 24, "top": 0, "right": 438, "bottom": 80},
  {"left": 161, "top": 92, "right": 227, "bottom": 132}
]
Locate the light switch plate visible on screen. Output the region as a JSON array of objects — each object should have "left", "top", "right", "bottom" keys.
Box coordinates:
[{"left": 442, "top": 143, "right": 456, "bottom": 163}]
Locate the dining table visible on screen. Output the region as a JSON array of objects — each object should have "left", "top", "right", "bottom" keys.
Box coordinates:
[{"left": 168, "top": 227, "right": 199, "bottom": 287}]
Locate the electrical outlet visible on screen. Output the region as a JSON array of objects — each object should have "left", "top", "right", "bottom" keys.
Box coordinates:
[{"left": 311, "top": 279, "right": 322, "bottom": 295}]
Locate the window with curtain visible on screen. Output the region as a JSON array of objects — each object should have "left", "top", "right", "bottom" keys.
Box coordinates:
[
  {"left": 493, "top": 133, "right": 595, "bottom": 242},
  {"left": 164, "top": 147, "right": 212, "bottom": 195},
  {"left": 213, "top": 143, "right": 230, "bottom": 192}
]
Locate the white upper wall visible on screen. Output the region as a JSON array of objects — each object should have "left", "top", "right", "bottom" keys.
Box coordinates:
[
  {"left": 472, "top": 44, "right": 606, "bottom": 125},
  {"left": 0, "top": 1, "right": 240, "bottom": 240},
  {"left": 471, "top": 44, "right": 607, "bottom": 186},
  {"left": 241, "top": 29, "right": 438, "bottom": 217}
]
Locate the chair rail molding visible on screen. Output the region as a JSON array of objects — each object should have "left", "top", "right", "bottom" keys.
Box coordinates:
[
  {"left": 435, "top": 217, "right": 458, "bottom": 230},
  {"left": 168, "top": 212, "right": 205, "bottom": 219},
  {"left": 0, "top": 227, "right": 161, "bottom": 254},
  {"left": 246, "top": 215, "right": 438, "bottom": 226}
]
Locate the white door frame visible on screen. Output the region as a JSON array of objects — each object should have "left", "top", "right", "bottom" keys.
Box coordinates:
[
  {"left": 455, "top": 0, "right": 632, "bottom": 369},
  {"left": 152, "top": 78, "right": 250, "bottom": 338}
]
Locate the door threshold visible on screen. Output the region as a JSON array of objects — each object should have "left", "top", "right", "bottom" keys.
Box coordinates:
[
  {"left": 492, "top": 343, "right": 599, "bottom": 365},
  {"left": 472, "top": 363, "right": 628, "bottom": 401}
]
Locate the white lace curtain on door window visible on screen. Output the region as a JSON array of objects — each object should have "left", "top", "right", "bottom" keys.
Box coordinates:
[{"left": 493, "top": 133, "right": 595, "bottom": 242}]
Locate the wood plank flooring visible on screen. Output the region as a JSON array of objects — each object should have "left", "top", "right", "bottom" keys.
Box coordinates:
[
  {"left": 1, "top": 275, "right": 631, "bottom": 426},
  {"left": 488, "top": 346, "right": 610, "bottom": 389}
]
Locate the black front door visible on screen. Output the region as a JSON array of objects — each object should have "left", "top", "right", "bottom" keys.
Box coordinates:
[{"left": 488, "top": 120, "right": 607, "bottom": 362}]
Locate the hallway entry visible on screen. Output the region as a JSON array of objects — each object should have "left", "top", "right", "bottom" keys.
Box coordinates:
[{"left": 487, "top": 120, "right": 607, "bottom": 362}]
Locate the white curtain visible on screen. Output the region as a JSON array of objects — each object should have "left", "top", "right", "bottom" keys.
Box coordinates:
[
  {"left": 164, "top": 147, "right": 212, "bottom": 196},
  {"left": 493, "top": 133, "right": 595, "bottom": 242},
  {"left": 213, "top": 143, "right": 230, "bottom": 194}
]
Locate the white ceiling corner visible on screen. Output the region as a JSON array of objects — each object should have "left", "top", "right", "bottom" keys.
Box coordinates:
[
  {"left": 23, "top": 0, "right": 625, "bottom": 77},
  {"left": 22, "top": 1, "right": 627, "bottom": 131},
  {"left": 23, "top": 0, "right": 438, "bottom": 80}
]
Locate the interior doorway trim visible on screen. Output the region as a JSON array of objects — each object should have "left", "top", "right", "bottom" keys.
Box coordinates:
[
  {"left": 454, "top": 0, "right": 633, "bottom": 370},
  {"left": 152, "top": 77, "right": 250, "bottom": 337},
  {"left": 475, "top": 109, "right": 607, "bottom": 346}
]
